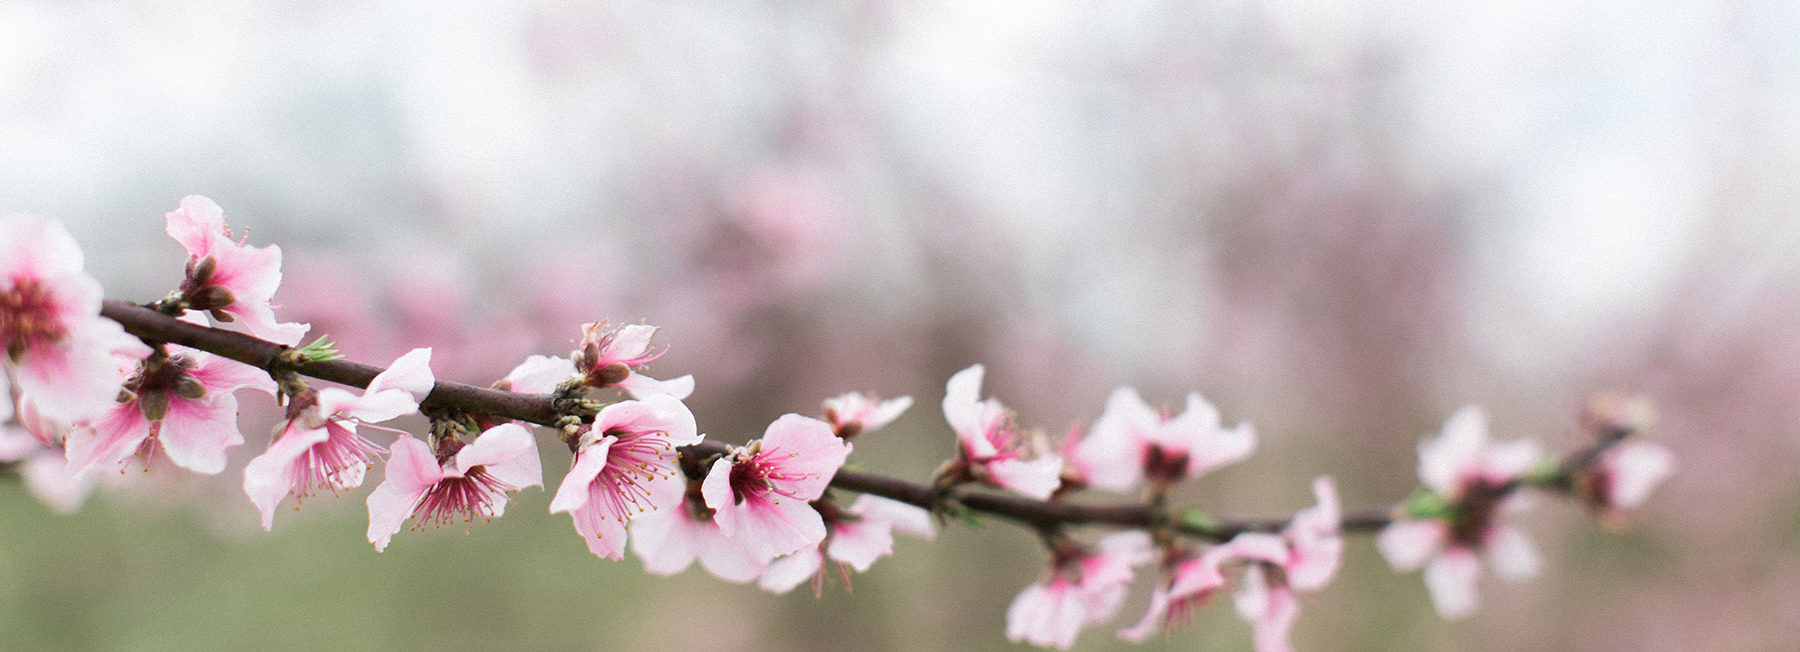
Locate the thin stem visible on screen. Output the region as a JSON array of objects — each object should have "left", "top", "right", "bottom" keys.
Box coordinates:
[{"left": 95, "top": 299, "right": 1618, "bottom": 542}]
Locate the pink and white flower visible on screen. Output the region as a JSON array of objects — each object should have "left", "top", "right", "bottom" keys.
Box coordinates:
[
  {"left": 1007, "top": 531, "right": 1155, "bottom": 649},
  {"left": 701, "top": 414, "right": 853, "bottom": 563},
  {"left": 630, "top": 481, "right": 770, "bottom": 582},
  {"left": 365, "top": 422, "right": 543, "bottom": 551},
  {"left": 572, "top": 321, "right": 693, "bottom": 399},
  {"left": 941, "top": 364, "right": 1062, "bottom": 500},
  {"left": 0, "top": 418, "right": 97, "bottom": 514},
  {"left": 1377, "top": 406, "right": 1542, "bottom": 620},
  {"left": 243, "top": 348, "right": 435, "bottom": 531},
  {"left": 821, "top": 392, "right": 912, "bottom": 439},
  {"left": 0, "top": 215, "right": 146, "bottom": 423},
  {"left": 1119, "top": 545, "right": 1234, "bottom": 641},
  {"left": 1577, "top": 439, "right": 1674, "bottom": 526},
  {"left": 1225, "top": 477, "right": 1344, "bottom": 652},
  {"left": 549, "top": 394, "right": 701, "bottom": 560},
  {"left": 65, "top": 349, "right": 274, "bottom": 475},
  {"left": 758, "top": 494, "right": 935, "bottom": 595},
  {"left": 165, "top": 196, "right": 309, "bottom": 345},
  {"left": 1076, "top": 386, "right": 1256, "bottom": 493}
]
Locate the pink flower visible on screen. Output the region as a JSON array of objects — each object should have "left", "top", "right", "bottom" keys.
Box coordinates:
[
  {"left": 821, "top": 392, "right": 912, "bottom": 439},
  {"left": 758, "top": 494, "right": 935, "bottom": 595},
  {"left": 1007, "top": 531, "right": 1155, "bottom": 649},
  {"left": 496, "top": 354, "right": 579, "bottom": 394},
  {"left": 365, "top": 422, "right": 543, "bottom": 551},
  {"left": 1377, "top": 406, "right": 1542, "bottom": 620},
  {"left": 941, "top": 365, "right": 1062, "bottom": 499},
  {"left": 65, "top": 349, "right": 274, "bottom": 475},
  {"left": 629, "top": 482, "right": 771, "bottom": 582},
  {"left": 0, "top": 215, "right": 146, "bottom": 423},
  {"left": 1076, "top": 386, "right": 1256, "bottom": 493},
  {"left": 165, "top": 196, "right": 309, "bottom": 345},
  {"left": 1118, "top": 545, "right": 1233, "bottom": 641},
  {"left": 243, "top": 348, "right": 435, "bottom": 531},
  {"left": 1577, "top": 439, "right": 1674, "bottom": 526},
  {"left": 1225, "top": 477, "right": 1344, "bottom": 652},
  {"left": 549, "top": 394, "right": 701, "bottom": 560},
  {"left": 701, "top": 414, "right": 853, "bottom": 563},
  {"left": 0, "top": 420, "right": 97, "bottom": 514},
  {"left": 572, "top": 321, "right": 693, "bottom": 399}
]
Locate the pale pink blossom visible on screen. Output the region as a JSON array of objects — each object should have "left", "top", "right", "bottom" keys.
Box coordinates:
[
  {"left": 0, "top": 215, "right": 147, "bottom": 423},
  {"left": 65, "top": 349, "right": 274, "bottom": 475},
  {"left": 497, "top": 354, "right": 578, "bottom": 394},
  {"left": 701, "top": 414, "right": 852, "bottom": 563},
  {"left": 365, "top": 422, "right": 543, "bottom": 551},
  {"left": 1578, "top": 439, "right": 1675, "bottom": 525},
  {"left": 1007, "top": 531, "right": 1155, "bottom": 649},
  {"left": 164, "top": 196, "right": 309, "bottom": 345},
  {"left": 941, "top": 364, "right": 1062, "bottom": 499},
  {"left": 629, "top": 483, "right": 770, "bottom": 583},
  {"left": 0, "top": 423, "right": 96, "bottom": 514},
  {"left": 572, "top": 321, "right": 693, "bottom": 399},
  {"left": 1377, "top": 406, "right": 1542, "bottom": 620},
  {"left": 549, "top": 394, "right": 701, "bottom": 560},
  {"left": 821, "top": 392, "right": 912, "bottom": 439},
  {"left": 1076, "top": 386, "right": 1256, "bottom": 493},
  {"left": 1225, "top": 477, "right": 1345, "bottom": 652},
  {"left": 758, "top": 494, "right": 935, "bottom": 595},
  {"left": 1119, "top": 545, "right": 1233, "bottom": 641},
  {"left": 243, "top": 348, "right": 435, "bottom": 531}
]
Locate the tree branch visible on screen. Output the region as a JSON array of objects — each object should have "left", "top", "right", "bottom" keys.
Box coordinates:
[{"left": 97, "top": 298, "right": 1615, "bottom": 542}]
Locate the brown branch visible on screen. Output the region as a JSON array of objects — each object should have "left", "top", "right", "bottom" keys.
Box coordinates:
[{"left": 97, "top": 298, "right": 1616, "bottom": 542}]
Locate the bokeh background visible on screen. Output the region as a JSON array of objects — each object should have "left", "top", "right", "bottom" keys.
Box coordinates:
[{"left": 3, "top": 2, "right": 1797, "bottom": 650}]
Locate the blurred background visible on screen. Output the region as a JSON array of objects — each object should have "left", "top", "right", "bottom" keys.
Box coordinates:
[{"left": 2, "top": 1, "right": 1796, "bottom": 650}]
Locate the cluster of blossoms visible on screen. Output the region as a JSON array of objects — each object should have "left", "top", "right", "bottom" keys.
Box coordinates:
[{"left": 0, "top": 197, "right": 1677, "bottom": 651}]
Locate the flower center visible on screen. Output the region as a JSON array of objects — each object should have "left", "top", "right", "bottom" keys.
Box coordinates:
[
  {"left": 590, "top": 428, "right": 679, "bottom": 521},
  {"left": 412, "top": 466, "right": 516, "bottom": 530},
  {"left": 288, "top": 421, "right": 386, "bottom": 500},
  {"left": 0, "top": 277, "right": 67, "bottom": 360},
  {"left": 727, "top": 444, "right": 814, "bottom": 505}
]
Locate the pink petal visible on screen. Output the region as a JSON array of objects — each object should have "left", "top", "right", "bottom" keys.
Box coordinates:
[
  {"left": 1420, "top": 405, "right": 1487, "bottom": 494},
  {"left": 453, "top": 423, "right": 542, "bottom": 490},
  {"left": 365, "top": 434, "right": 440, "bottom": 551},
  {"left": 501, "top": 355, "right": 577, "bottom": 394},
  {"left": 758, "top": 545, "right": 825, "bottom": 594},
  {"left": 1185, "top": 420, "right": 1256, "bottom": 478},
  {"left": 15, "top": 319, "right": 134, "bottom": 424},
  {"left": 1484, "top": 525, "right": 1540, "bottom": 581},
  {"left": 695, "top": 526, "right": 771, "bottom": 583},
  {"left": 758, "top": 413, "right": 851, "bottom": 500},
  {"left": 154, "top": 394, "right": 245, "bottom": 474},
  {"left": 1424, "top": 547, "right": 1483, "bottom": 620},
  {"left": 987, "top": 454, "right": 1063, "bottom": 500},
  {"left": 164, "top": 195, "right": 224, "bottom": 256},
  {"left": 941, "top": 365, "right": 994, "bottom": 455},
  {"left": 852, "top": 494, "right": 935, "bottom": 540},
  {"left": 1609, "top": 441, "right": 1675, "bottom": 509},
  {"left": 1376, "top": 518, "right": 1448, "bottom": 572},
  {"left": 629, "top": 507, "right": 703, "bottom": 576},
  {"left": 595, "top": 394, "right": 701, "bottom": 446},
  {"left": 1235, "top": 565, "right": 1301, "bottom": 652},
  {"left": 732, "top": 495, "right": 830, "bottom": 562},
  {"left": 607, "top": 324, "right": 658, "bottom": 359},
  {"left": 22, "top": 447, "right": 96, "bottom": 514},
  {"left": 1221, "top": 532, "right": 1291, "bottom": 567},
  {"left": 364, "top": 348, "right": 435, "bottom": 403},
  {"left": 64, "top": 405, "right": 149, "bottom": 475},
  {"left": 1006, "top": 581, "right": 1085, "bottom": 650},
  {"left": 825, "top": 520, "right": 893, "bottom": 572},
  {"left": 549, "top": 437, "right": 613, "bottom": 515},
  {"left": 1481, "top": 438, "right": 1543, "bottom": 481},
  {"left": 618, "top": 372, "right": 694, "bottom": 400},
  {"left": 242, "top": 424, "right": 332, "bottom": 531},
  {"left": 568, "top": 494, "right": 630, "bottom": 561},
  {"left": 184, "top": 349, "right": 277, "bottom": 397}
]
